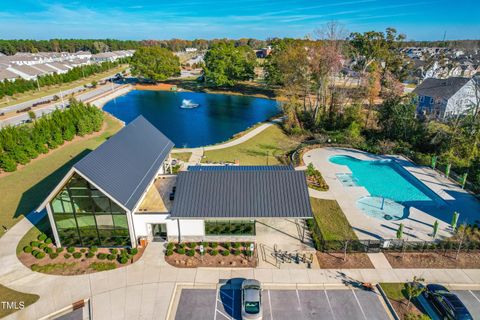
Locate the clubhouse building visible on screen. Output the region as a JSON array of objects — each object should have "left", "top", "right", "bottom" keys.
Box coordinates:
[{"left": 38, "top": 116, "right": 312, "bottom": 248}]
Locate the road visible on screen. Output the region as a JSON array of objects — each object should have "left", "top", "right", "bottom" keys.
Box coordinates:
[{"left": 0, "top": 81, "right": 125, "bottom": 128}]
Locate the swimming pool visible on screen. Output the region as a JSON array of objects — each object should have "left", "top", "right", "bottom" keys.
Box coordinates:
[{"left": 329, "top": 155, "right": 440, "bottom": 204}]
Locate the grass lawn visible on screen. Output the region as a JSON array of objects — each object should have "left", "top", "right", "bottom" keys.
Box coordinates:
[
  {"left": 0, "top": 65, "right": 127, "bottom": 109},
  {"left": 172, "top": 152, "right": 192, "bottom": 162},
  {"left": 202, "top": 125, "right": 298, "bottom": 165},
  {"left": 0, "top": 114, "right": 123, "bottom": 238},
  {"left": 379, "top": 283, "right": 429, "bottom": 320},
  {"left": 0, "top": 284, "right": 39, "bottom": 318},
  {"left": 381, "top": 283, "right": 406, "bottom": 301},
  {"left": 310, "top": 197, "right": 357, "bottom": 241}
]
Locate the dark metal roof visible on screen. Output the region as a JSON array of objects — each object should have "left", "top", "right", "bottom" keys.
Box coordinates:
[
  {"left": 413, "top": 77, "right": 471, "bottom": 100},
  {"left": 171, "top": 169, "right": 312, "bottom": 219},
  {"left": 187, "top": 165, "right": 294, "bottom": 171},
  {"left": 74, "top": 116, "right": 174, "bottom": 211}
]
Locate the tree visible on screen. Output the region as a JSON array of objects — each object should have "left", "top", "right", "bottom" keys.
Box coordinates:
[
  {"left": 203, "top": 42, "right": 256, "bottom": 87},
  {"left": 404, "top": 276, "right": 425, "bottom": 308},
  {"left": 378, "top": 95, "right": 419, "bottom": 142},
  {"left": 130, "top": 47, "right": 180, "bottom": 82}
]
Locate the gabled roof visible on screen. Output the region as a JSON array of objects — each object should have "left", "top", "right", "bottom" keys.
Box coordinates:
[
  {"left": 170, "top": 167, "right": 312, "bottom": 219},
  {"left": 73, "top": 116, "right": 174, "bottom": 211},
  {"left": 187, "top": 165, "right": 293, "bottom": 171},
  {"left": 413, "top": 77, "right": 471, "bottom": 100}
]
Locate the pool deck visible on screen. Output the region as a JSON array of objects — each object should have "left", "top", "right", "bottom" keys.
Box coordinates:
[{"left": 304, "top": 147, "right": 480, "bottom": 241}]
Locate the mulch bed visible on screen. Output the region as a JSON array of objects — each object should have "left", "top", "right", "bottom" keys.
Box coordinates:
[
  {"left": 18, "top": 246, "right": 145, "bottom": 275},
  {"left": 317, "top": 252, "right": 374, "bottom": 269},
  {"left": 388, "top": 298, "right": 425, "bottom": 319},
  {"left": 384, "top": 251, "right": 480, "bottom": 268},
  {"left": 165, "top": 252, "right": 257, "bottom": 268}
]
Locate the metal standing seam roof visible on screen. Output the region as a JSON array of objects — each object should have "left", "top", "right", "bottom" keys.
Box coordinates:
[
  {"left": 170, "top": 169, "right": 312, "bottom": 219},
  {"left": 74, "top": 116, "right": 174, "bottom": 211},
  {"left": 187, "top": 165, "right": 294, "bottom": 171}
]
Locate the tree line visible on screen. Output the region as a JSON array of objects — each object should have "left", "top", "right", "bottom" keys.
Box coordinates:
[
  {"left": 0, "top": 100, "right": 104, "bottom": 172},
  {"left": 0, "top": 59, "right": 127, "bottom": 99}
]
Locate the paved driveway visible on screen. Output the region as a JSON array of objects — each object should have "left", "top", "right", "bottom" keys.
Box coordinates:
[{"left": 173, "top": 287, "right": 390, "bottom": 320}]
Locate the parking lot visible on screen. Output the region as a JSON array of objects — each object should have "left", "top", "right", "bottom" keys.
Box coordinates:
[{"left": 173, "top": 283, "right": 391, "bottom": 320}]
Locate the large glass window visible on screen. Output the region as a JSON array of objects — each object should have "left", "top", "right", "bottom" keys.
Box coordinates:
[
  {"left": 49, "top": 173, "right": 131, "bottom": 247},
  {"left": 205, "top": 220, "right": 255, "bottom": 236}
]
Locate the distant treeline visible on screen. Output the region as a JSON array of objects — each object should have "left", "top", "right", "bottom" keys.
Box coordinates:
[
  {"left": 400, "top": 40, "right": 480, "bottom": 50},
  {"left": 0, "top": 100, "right": 104, "bottom": 172},
  {"left": 0, "top": 38, "right": 273, "bottom": 55},
  {"left": 0, "top": 59, "right": 127, "bottom": 99}
]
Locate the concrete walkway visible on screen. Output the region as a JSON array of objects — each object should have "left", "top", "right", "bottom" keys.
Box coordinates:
[
  {"left": 171, "top": 119, "right": 282, "bottom": 154},
  {"left": 1, "top": 212, "right": 480, "bottom": 319}
]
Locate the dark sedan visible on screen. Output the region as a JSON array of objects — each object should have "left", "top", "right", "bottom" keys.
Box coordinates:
[{"left": 423, "top": 284, "right": 473, "bottom": 320}]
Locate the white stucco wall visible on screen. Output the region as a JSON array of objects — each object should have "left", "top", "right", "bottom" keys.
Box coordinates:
[{"left": 132, "top": 213, "right": 204, "bottom": 239}]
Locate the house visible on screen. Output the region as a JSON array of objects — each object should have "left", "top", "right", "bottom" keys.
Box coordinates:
[
  {"left": 37, "top": 116, "right": 312, "bottom": 248},
  {"left": 0, "top": 68, "right": 18, "bottom": 82},
  {"left": 414, "top": 77, "right": 479, "bottom": 118}
]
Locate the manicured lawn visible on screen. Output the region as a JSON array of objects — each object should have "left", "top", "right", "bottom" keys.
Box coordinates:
[
  {"left": 380, "top": 283, "right": 406, "bottom": 301},
  {"left": 202, "top": 125, "right": 298, "bottom": 165},
  {"left": 0, "top": 65, "right": 127, "bottom": 109},
  {"left": 310, "top": 198, "right": 357, "bottom": 241},
  {"left": 0, "top": 284, "right": 39, "bottom": 318},
  {"left": 172, "top": 152, "right": 192, "bottom": 162},
  {"left": 0, "top": 114, "right": 123, "bottom": 238}
]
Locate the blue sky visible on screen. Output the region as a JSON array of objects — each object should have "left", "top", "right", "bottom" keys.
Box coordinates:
[{"left": 0, "top": 0, "right": 479, "bottom": 40}]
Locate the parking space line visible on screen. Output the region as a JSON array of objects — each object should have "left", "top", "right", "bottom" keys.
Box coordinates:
[
  {"left": 295, "top": 289, "right": 304, "bottom": 316},
  {"left": 214, "top": 288, "right": 219, "bottom": 320},
  {"left": 351, "top": 289, "right": 368, "bottom": 320},
  {"left": 268, "top": 290, "right": 274, "bottom": 320},
  {"left": 324, "top": 289, "right": 337, "bottom": 320},
  {"left": 469, "top": 290, "right": 480, "bottom": 303}
]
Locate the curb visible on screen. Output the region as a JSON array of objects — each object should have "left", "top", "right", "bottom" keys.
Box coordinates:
[{"left": 376, "top": 284, "right": 400, "bottom": 320}]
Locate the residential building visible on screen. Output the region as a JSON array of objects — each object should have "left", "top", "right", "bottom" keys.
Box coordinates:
[
  {"left": 37, "top": 116, "right": 312, "bottom": 248},
  {"left": 0, "top": 68, "right": 18, "bottom": 82},
  {"left": 414, "top": 77, "right": 479, "bottom": 118}
]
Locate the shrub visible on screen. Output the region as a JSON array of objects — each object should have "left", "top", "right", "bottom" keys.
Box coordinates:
[
  {"left": 178, "top": 243, "right": 186, "bottom": 249},
  {"left": 97, "top": 253, "right": 107, "bottom": 260},
  {"left": 167, "top": 242, "right": 175, "bottom": 250},
  {"left": 200, "top": 241, "right": 208, "bottom": 248},
  {"left": 221, "top": 250, "right": 230, "bottom": 256},
  {"left": 30, "top": 241, "right": 40, "bottom": 247},
  {"left": 89, "top": 246, "right": 98, "bottom": 252},
  {"left": 67, "top": 247, "right": 75, "bottom": 253},
  {"left": 223, "top": 242, "right": 231, "bottom": 250},
  {"left": 129, "top": 248, "right": 138, "bottom": 255},
  {"left": 119, "top": 257, "right": 128, "bottom": 264},
  {"left": 64, "top": 253, "right": 71, "bottom": 259},
  {"left": 31, "top": 250, "right": 39, "bottom": 256},
  {"left": 80, "top": 248, "right": 87, "bottom": 253},
  {"left": 23, "top": 246, "right": 33, "bottom": 253},
  {"left": 44, "top": 238, "right": 52, "bottom": 245},
  {"left": 38, "top": 233, "right": 47, "bottom": 241},
  {"left": 56, "top": 247, "right": 64, "bottom": 253},
  {"left": 38, "top": 243, "right": 46, "bottom": 249},
  {"left": 110, "top": 248, "right": 118, "bottom": 255},
  {"left": 233, "top": 242, "right": 241, "bottom": 249},
  {"left": 89, "top": 262, "right": 116, "bottom": 271},
  {"left": 176, "top": 248, "right": 186, "bottom": 254},
  {"left": 73, "top": 252, "right": 82, "bottom": 259},
  {"left": 44, "top": 247, "right": 53, "bottom": 254},
  {"left": 210, "top": 242, "right": 218, "bottom": 249},
  {"left": 35, "top": 252, "right": 45, "bottom": 259},
  {"left": 187, "top": 242, "right": 196, "bottom": 249},
  {"left": 210, "top": 249, "right": 218, "bottom": 256},
  {"left": 86, "top": 252, "right": 95, "bottom": 258},
  {"left": 166, "top": 249, "right": 174, "bottom": 256},
  {"left": 49, "top": 253, "right": 59, "bottom": 259},
  {"left": 234, "top": 249, "right": 241, "bottom": 256},
  {"left": 107, "top": 254, "right": 116, "bottom": 261},
  {"left": 186, "top": 249, "right": 195, "bottom": 257}
]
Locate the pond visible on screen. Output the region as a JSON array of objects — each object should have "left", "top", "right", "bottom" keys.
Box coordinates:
[{"left": 103, "top": 90, "right": 281, "bottom": 147}]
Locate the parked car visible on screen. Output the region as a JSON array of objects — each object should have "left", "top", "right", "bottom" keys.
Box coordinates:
[
  {"left": 241, "top": 279, "right": 262, "bottom": 320},
  {"left": 423, "top": 284, "right": 473, "bottom": 320}
]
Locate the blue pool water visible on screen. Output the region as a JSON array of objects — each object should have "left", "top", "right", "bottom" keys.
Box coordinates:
[
  {"left": 329, "top": 155, "right": 440, "bottom": 205},
  {"left": 103, "top": 90, "right": 281, "bottom": 147}
]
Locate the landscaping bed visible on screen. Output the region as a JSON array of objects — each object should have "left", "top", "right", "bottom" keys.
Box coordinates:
[
  {"left": 384, "top": 251, "right": 480, "bottom": 269},
  {"left": 305, "top": 163, "right": 329, "bottom": 191},
  {"left": 164, "top": 241, "right": 257, "bottom": 268},
  {"left": 18, "top": 233, "right": 144, "bottom": 275},
  {"left": 380, "top": 283, "right": 429, "bottom": 320},
  {"left": 316, "top": 252, "right": 374, "bottom": 269}
]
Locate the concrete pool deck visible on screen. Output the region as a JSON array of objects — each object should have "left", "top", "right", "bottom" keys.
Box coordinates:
[{"left": 304, "top": 147, "right": 480, "bottom": 241}]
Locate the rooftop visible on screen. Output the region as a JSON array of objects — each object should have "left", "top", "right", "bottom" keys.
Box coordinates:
[{"left": 413, "top": 77, "right": 471, "bottom": 99}]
